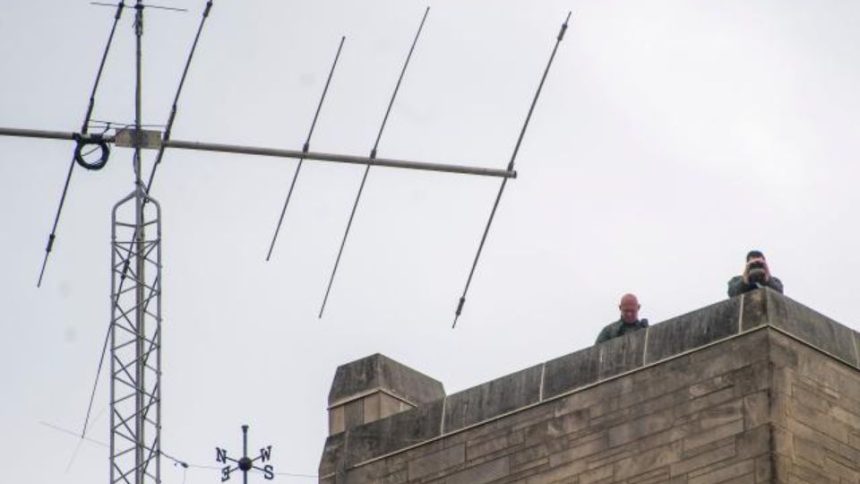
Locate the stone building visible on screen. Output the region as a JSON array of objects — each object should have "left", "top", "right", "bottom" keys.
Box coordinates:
[{"left": 319, "top": 289, "right": 860, "bottom": 483}]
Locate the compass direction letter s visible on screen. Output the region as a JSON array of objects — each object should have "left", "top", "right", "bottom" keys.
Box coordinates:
[{"left": 263, "top": 465, "right": 274, "bottom": 480}]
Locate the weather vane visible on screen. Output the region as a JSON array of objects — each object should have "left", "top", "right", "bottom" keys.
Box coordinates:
[{"left": 216, "top": 425, "right": 274, "bottom": 483}]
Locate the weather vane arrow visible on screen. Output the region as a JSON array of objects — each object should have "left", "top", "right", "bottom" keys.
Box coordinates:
[{"left": 216, "top": 425, "right": 275, "bottom": 483}]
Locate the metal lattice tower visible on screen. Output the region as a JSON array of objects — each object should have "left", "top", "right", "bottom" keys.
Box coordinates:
[
  {"left": 109, "top": 3, "right": 163, "bottom": 483},
  {"left": 110, "top": 187, "right": 162, "bottom": 484}
]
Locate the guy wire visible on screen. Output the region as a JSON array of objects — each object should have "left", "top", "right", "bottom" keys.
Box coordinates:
[
  {"left": 452, "top": 12, "right": 571, "bottom": 328},
  {"left": 43, "top": 420, "right": 320, "bottom": 478},
  {"left": 318, "top": 6, "right": 430, "bottom": 318},
  {"left": 37, "top": 1, "right": 125, "bottom": 288},
  {"left": 266, "top": 35, "right": 346, "bottom": 262}
]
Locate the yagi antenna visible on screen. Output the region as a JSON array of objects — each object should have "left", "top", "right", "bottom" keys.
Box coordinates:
[
  {"left": 452, "top": 12, "right": 572, "bottom": 328},
  {"left": 266, "top": 36, "right": 347, "bottom": 262},
  {"left": 318, "top": 6, "right": 430, "bottom": 318},
  {"left": 0, "top": 4, "right": 565, "bottom": 482}
]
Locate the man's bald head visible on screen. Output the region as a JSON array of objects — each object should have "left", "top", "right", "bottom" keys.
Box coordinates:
[{"left": 619, "top": 293, "right": 640, "bottom": 324}]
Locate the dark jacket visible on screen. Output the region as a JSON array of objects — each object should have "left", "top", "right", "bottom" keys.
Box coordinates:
[
  {"left": 727, "top": 275, "right": 783, "bottom": 297},
  {"left": 595, "top": 318, "right": 649, "bottom": 344}
]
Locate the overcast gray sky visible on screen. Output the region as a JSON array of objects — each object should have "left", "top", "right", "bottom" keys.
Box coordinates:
[{"left": 2, "top": 0, "right": 860, "bottom": 482}]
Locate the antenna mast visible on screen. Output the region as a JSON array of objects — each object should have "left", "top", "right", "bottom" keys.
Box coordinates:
[{"left": 107, "top": 2, "right": 165, "bottom": 483}]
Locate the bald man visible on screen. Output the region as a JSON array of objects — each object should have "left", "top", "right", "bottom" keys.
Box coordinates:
[{"left": 595, "top": 293, "right": 649, "bottom": 344}]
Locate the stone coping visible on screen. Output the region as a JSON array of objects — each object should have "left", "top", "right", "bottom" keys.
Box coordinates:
[
  {"left": 319, "top": 289, "right": 860, "bottom": 476},
  {"left": 328, "top": 353, "right": 445, "bottom": 407}
]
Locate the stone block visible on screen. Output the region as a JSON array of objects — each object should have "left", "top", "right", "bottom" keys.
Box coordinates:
[
  {"left": 687, "top": 459, "right": 754, "bottom": 484},
  {"left": 598, "top": 328, "right": 647, "bottom": 380},
  {"left": 855, "top": 330, "right": 860, "bottom": 370},
  {"left": 329, "top": 406, "right": 345, "bottom": 435},
  {"left": 443, "top": 457, "right": 510, "bottom": 484},
  {"left": 407, "top": 444, "right": 465, "bottom": 480},
  {"left": 344, "top": 460, "right": 408, "bottom": 484},
  {"left": 344, "top": 398, "right": 364, "bottom": 430},
  {"left": 543, "top": 328, "right": 646, "bottom": 400},
  {"left": 345, "top": 398, "right": 445, "bottom": 467},
  {"left": 328, "top": 353, "right": 445, "bottom": 406},
  {"left": 363, "top": 393, "right": 380, "bottom": 422},
  {"left": 466, "top": 432, "right": 523, "bottom": 461},
  {"left": 645, "top": 298, "right": 740, "bottom": 364},
  {"left": 765, "top": 290, "right": 859, "bottom": 367},
  {"left": 443, "top": 365, "right": 543, "bottom": 433},
  {"left": 543, "top": 346, "right": 599, "bottom": 400},
  {"left": 379, "top": 392, "right": 410, "bottom": 420},
  {"left": 669, "top": 442, "right": 735, "bottom": 477},
  {"left": 740, "top": 288, "right": 768, "bottom": 332},
  {"left": 613, "top": 441, "right": 682, "bottom": 479},
  {"left": 318, "top": 432, "right": 345, "bottom": 477},
  {"left": 608, "top": 407, "right": 675, "bottom": 447}
]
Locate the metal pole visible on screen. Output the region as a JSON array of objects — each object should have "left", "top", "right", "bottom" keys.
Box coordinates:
[
  {"left": 266, "top": 35, "right": 346, "bottom": 261},
  {"left": 0, "top": 127, "right": 82, "bottom": 141},
  {"left": 133, "top": 3, "right": 147, "bottom": 483},
  {"left": 0, "top": 127, "right": 517, "bottom": 178},
  {"left": 319, "top": 7, "right": 431, "bottom": 318},
  {"left": 242, "top": 425, "right": 249, "bottom": 484},
  {"left": 452, "top": 12, "right": 571, "bottom": 328},
  {"left": 109, "top": 214, "right": 118, "bottom": 484},
  {"left": 36, "top": 1, "right": 125, "bottom": 288},
  {"left": 164, "top": 139, "right": 516, "bottom": 178}
]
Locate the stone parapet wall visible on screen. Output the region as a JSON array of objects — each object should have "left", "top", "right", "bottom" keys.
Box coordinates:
[{"left": 319, "top": 289, "right": 860, "bottom": 482}]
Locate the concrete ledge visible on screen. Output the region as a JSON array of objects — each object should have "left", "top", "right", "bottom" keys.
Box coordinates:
[
  {"left": 765, "top": 289, "right": 859, "bottom": 367},
  {"left": 442, "top": 364, "right": 543, "bottom": 433},
  {"left": 543, "top": 328, "right": 645, "bottom": 400},
  {"left": 320, "top": 289, "right": 860, "bottom": 475},
  {"left": 645, "top": 297, "right": 740, "bottom": 364}
]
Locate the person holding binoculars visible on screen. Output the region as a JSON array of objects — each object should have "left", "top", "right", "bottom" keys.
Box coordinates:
[{"left": 727, "top": 250, "right": 784, "bottom": 297}]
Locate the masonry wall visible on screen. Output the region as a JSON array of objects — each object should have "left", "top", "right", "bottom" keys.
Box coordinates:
[
  {"left": 770, "top": 331, "right": 860, "bottom": 482},
  {"left": 320, "top": 290, "right": 860, "bottom": 483},
  {"left": 323, "top": 330, "right": 774, "bottom": 483}
]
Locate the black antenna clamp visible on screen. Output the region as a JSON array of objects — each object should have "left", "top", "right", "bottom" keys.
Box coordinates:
[{"left": 73, "top": 133, "right": 110, "bottom": 170}]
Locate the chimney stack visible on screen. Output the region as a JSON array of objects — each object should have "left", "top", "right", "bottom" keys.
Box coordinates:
[{"left": 326, "top": 353, "right": 445, "bottom": 435}]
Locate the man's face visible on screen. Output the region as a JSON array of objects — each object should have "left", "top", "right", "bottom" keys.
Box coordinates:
[{"left": 619, "top": 297, "right": 640, "bottom": 324}]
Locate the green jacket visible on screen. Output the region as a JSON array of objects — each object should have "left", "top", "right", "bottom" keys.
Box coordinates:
[
  {"left": 727, "top": 276, "right": 783, "bottom": 298},
  {"left": 595, "top": 318, "right": 649, "bottom": 344}
]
